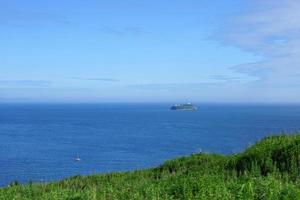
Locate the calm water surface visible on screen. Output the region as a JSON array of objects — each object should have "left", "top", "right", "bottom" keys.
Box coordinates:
[{"left": 0, "top": 103, "right": 300, "bottom": 186}]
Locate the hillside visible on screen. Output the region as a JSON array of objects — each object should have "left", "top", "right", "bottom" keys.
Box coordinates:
[{"left": 1, "top": 134, "right": 300, "bottom": 200}]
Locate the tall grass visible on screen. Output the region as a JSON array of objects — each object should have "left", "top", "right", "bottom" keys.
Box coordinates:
[{"left": 1, "top": 134, "right": 300, "bottom": 199}]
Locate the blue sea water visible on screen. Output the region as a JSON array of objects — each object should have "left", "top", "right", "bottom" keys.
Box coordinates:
[{"left": 0, "top": 103, "right": 300, "bottom": 186}]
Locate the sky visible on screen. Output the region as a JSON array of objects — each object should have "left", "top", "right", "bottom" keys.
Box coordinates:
[{"left": 0, "top": 0, "right": 299, "bottom": 103}]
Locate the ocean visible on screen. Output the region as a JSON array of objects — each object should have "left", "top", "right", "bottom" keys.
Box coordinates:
[{"left": 0, "top": 103, "right": 300, "bottom": 186}]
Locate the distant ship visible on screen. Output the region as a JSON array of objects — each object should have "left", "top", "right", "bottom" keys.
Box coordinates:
[
  {"left": 75, "top": 156, "right": 81, "bottom": 162},
  {"left": 170, "top": 103, "right": 197, "bottom": 111}
]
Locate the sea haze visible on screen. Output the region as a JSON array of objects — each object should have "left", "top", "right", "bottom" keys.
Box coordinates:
[{"left": 0, "top": 103, "right": 300, "bottom": 186}]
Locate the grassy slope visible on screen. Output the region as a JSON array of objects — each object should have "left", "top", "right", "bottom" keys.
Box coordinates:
[{"left": 1, "top": 134, "right": 300, "bottom": 200}]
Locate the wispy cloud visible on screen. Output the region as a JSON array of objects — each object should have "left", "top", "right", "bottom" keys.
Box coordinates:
[
  {"left": 0, "top": 80, "right": 52, "bottom": 88},
  {"left": 209, "top": 75, "right": 241, "bottom": 81},
  {"left": 72, "top": 77, "right": 119, "bottom": 82},
  {"left": 128, "top": 82, "right": 220, "bottom": 90},
  {"left": 100, "top": 26, "right": 145, "bottom": 36},
  {"left": 0, "top": 7, "right": 70, "bottom": 27},
  {"left": 217, "top": 0, "right": 300, "bottom": 87},
  {"left": 129, "top": 77, "right": 244, "bottom": 91}
]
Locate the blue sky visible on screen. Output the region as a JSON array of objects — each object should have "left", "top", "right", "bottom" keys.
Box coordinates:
[{"left": 1, "top": 0, "right": 299, "bottom": 103}]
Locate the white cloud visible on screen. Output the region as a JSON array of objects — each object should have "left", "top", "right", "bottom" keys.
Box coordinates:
[
  {"left": 71, "top": 77, "right": 119, "bottom": 82},
  {"left": 0, "top": 80, "right": 51, "bottom": 88},
  {"left": 220, "top": 0, "right": 300, "bottom": 87}
]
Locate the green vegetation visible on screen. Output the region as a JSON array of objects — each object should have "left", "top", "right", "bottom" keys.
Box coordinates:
[{"left": 1, "top": 134, "right": 300, "bottom": 200}]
